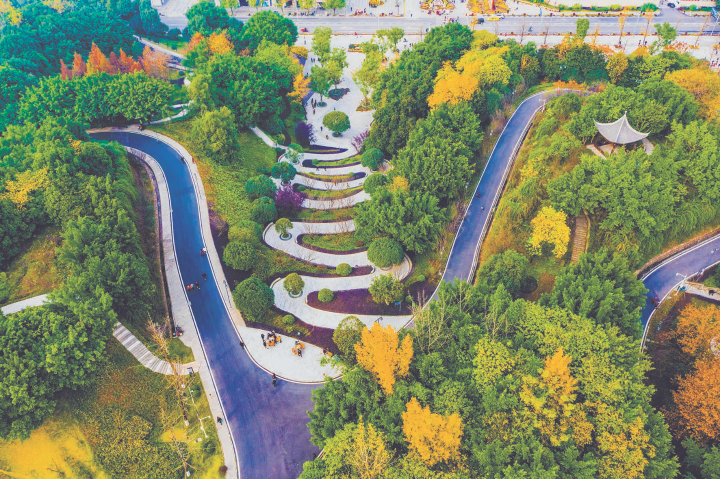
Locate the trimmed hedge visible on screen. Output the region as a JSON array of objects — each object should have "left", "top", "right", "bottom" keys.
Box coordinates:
[{"left": 318, "top": 288, "right": 335, "bottom": 303}]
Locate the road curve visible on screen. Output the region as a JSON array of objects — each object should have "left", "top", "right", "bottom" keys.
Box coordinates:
[
  {"left": 440, "top": 91, "right": 552, "bottom": 287},
  {"left": 90, "top": 131, "right": 319, "bottom": 479},
  {"left": 640, "top": 234, "right": 720, "bottom": 344}
]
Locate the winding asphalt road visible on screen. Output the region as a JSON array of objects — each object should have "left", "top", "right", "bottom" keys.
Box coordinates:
[
  {"left": 90, "top": 131, "right": 319, "bottom": 479},
  {"left": 639, "top": 235, "right": 720, "bottom": 344}
]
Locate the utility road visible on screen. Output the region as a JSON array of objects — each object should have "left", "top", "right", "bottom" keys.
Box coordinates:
[{"left": 90, "top": 131, "right": 319, "bottom": 479}]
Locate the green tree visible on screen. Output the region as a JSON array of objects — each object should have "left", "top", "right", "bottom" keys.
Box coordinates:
[
  {"left": 476, "top": 250, "right": 535, "bottom": 299},
  {"left": 284, "top": 273, "right": 305, "bottom": 296},
  {"left": 221, "top": 0, "right": 239, "bottom": 13},
  {"left": 333, "top": 316, "right": 366, "bottom": 363},
  {"left": 312, "top": 26, "right": 333, "bottom": 63},
  {"left": 363, "top": 173, "right": 388, "bottom": 195},
  {"left": 653, "top": 22, "right": 677, "bottom": 51},
  {"left": 186, "top": 0, "right": 230, "bottom": 36},
  {"left": 139, "top": 0, "right": 168, "bottom": 36},
  {"left": 361, "top": 148, "right": 384, "bottom": 171},
  {"left": 245, "top": 175, "right": 277, "bottom": 199},
  {"left": 353, "top": 44, "right": 382, "bottom": 101},
  {"left": 367, "top": 238, "right": 404, "bottom": 269},
  {"left": 542, "top": 248, "right": 647, "bottom": 338},
  {"left": 575, "top": 18, "right": 590, "bottom": 40},
  {"left": 355, "top": 188, "right": 445, "bottom": 254},
  {"left": 233, "top": 277, "right": 274, "bottom": 321},
  {"left": 369, "top": 274, "right": 404, "bottom": 305},
  {"left": 310, "top": 65, "right": 332, "bottom": 103},
  {"left": 323, "top": 111, "right": 350, "bottom": 136},
  {"left": 250, "top": 197, "right": 277, "bottom": 224},
  {"left": 271, "top": 161, "right": 297, "bottom": 183},
  {"left": 191, "top": 107, "right": 241, "bottom": 166},
  {"left": 298, "top": 0, "right": 316, "bottom": 13},
  {"left": 377, "top": 27, "right": 405, "bottom": 52},
  {"left": 274, "top": 218, "right": 293, "bottom": 238},
  {"left": 240, "top": 10, "right": 298, "bottom": 51},
  {"left": 323, "top": 0, "right": 346, "bottom": 14},
  {"left": 224, "top": 241, "right": 256, "bottom": 271}
]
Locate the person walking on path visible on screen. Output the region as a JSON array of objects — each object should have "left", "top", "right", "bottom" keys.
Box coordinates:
[
  {"left": 202, "top": 272, "right": 207, "bottom": 280},
  {"left": 216, "top": 417, "right": 223, "bottom": 425},
  {"left": 262, "top": 338, "right": 267, "bottom": 349},
  {"left": 272, "top": 372, "right": 277, "bottom": 387},
  {"left": 195, "top": 281, "right": 200, "bottom": 290}
]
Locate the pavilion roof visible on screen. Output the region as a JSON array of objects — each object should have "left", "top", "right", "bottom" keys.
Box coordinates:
[{"left": 594, "top": 113, "right": 649, "bottom": 145}]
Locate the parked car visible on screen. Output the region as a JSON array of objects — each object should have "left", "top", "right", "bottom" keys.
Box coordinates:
[{"left": 667, "top": 2, "right": 676, "bottom": 7}]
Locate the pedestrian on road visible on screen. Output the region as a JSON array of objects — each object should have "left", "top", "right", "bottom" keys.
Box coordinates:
[
  {"left": 202, "top": 247, "right": 207, "bottom": 255},
  {"left": 272, "top": 372, "right": 277, "bottom": 387},
  {"left": 200, "top": 248, "right": 205, "bottom": 257},
  {"left": 202, "top": 272, "right": 208, "bottom": 280},
  {"left": 186, "top": 284, "right": 192, "bottom": 291},
  {"left": 195, "top": 281, "right": 200, "bottom": 290},
  {"left": 239, "top": 340, "right": 245, "bottom": 349},
  {"left": 481, "top": 206, "right": 484, "bottom": 211}
]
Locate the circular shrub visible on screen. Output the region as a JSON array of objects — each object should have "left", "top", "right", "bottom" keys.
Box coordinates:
[
  {"left": 271, "top": 162, "right": 297, "bottom": 183},
  {"left": 233, "top": 278, "right": 274, "bottom": 322},
  {"left": 406, "top": 295, "right": 413, "bottom": 303},
  {"left": 361, "top": 148, "right": 384, "bottom": 171},
  {"left": 336, "top": 263, "right": 352, "bottom": 276},
  {"left": 284, "top": 273, "right": 305, "bottom": 297},
  {"left": 223, "top": 241, "right": 256, "bottom": 271},
  {"left": 297, "top": 185, "right": 307, "bottom": 192},
  {"left": 367, "top": 238, "right": 404, "bottom": 269},
  {"left": 288, "top": 143, "right": 304, "bottom": 153},
  {"left": 250, "top": 197, "right": 277, "bottom": 224},
  {"left": 333, "top": 316, "right": 366, "bottom": 363},
  {"left": 322, "top": 111, "right": 350, "bottom": 136},
  {"left": 282, "top": 314, "right": 295, "bottom": 325},
  {"left": 363, "top": 173, "right": 388, "bottom": 195},
  {"left": 229, "top": 221, "right": 263, "bottom": 244},
  {"left": 245, "top": 175, "right": 277, "bottom": 199},
  {"left": 312, "top": 159, "right": 320, "bottom": 166},
  {"left": 274, "top": 218, "right": 294, "bottom": 238},
  {"left": 416, "top": 274, "right": 426, "bottom": 282},
  {"left": 318, "top": 288, "right": 335, "bottom": 303}
]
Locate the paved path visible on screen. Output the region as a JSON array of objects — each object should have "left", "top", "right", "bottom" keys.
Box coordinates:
[
  {"left": 112, "top": 322, "right": 199, "bottom": 375},
  {"left": 639, "top": 234, "right": 720, "bottom": 345},
  {"left": 90, "top": 130, "right": 323, "bottom": 479},
  {"left": 1, "top": 294, "right": 49, "bottom": 315}
]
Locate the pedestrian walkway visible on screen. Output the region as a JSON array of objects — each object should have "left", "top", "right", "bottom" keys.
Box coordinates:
[
  {"left": 113, "top": 322, "right": 198, "bottom": 375},
  {"left": 1, "top": 293, "right": 49, "bottom": 315},
  {"left": 571, "top": 212, "right": 589, "bottom": 263},
  {"left": 682, "top": 281, "right": 720, "bottom": 303}
]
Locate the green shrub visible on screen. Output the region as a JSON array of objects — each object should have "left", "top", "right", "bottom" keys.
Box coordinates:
[
  {"left": 323, "top": 111, "right": 351, "bottom": 136},
  {"left": 229, "top": 221, "right": 263, "bottom": 245},
  {"left": 363, "top": 172, "right": 388, "bottom": 195},
  {"left": 369, "top": 274, "right": 404, "bottom": 305},
  {"left": 336, "top": 263, "right": 352, "bottom": 276},
  {"left": 361, "top": 148, "right": 384, "bottom": 171},
  {"left": 416, "top": 274, "right": 426, "bottom": 282},
  {"left": 405, "top": 295, "right": 413, "bottom": 304},
  {"left": 284, "top": 273, "right": 305, "bottom": 296},
  {"left": 367, "top": 238, "right": 404, "bottom": 269},
  {"left": 223, "top": 241, "right": 256, "bottom": 271},
  {"left": 282, "top": 314, "right": 295, "bottom": 325},
  {"left": 312, "top": 159, "right": 320, "bottom": 166},
  {"left": 333, "top": 316, "right": 366, "bottom": 363},
  {"left": 233, "top": 278, "right": 274, "bottom": 322},
  {"left": 318, "top": 288, "right": 335, "bottom": 303},
  {"left": 0, "top": 272, "right": 9, "bottom": 304},
  {"left": 297, "top": 185, "right": 307, "bottom": 192},
  {"left": 245, "top": 175, "right": 277, "bottom": 199},
  {"left": 271, "top": 162, "right": 297, "bottom": 183},
  {"left": 274, "top": 218, "right": 294, "bottom": 238},
  {"left": 250, "top": 197, "right": 277, "bottom": 224}
]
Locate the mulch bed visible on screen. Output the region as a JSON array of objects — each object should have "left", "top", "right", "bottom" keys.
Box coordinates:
[
  {"left": 307, "top": 289, "right": 413, "bottom": 316},
  {"left": 302, "top": 159, "right": 361, "bottom": 169},
  {"left": 296, "top": 234, "right": 366, "bottom": 255},
  {"left": 265, "top": 266, "right": 373, "bottom": 284},
  {"left": 328, "top": 88, "right": 350, "bottom": 101}
]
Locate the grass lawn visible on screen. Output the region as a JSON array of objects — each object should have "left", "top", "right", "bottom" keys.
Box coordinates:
[
  {"left": 293, "top": 206, "right": 356, "bottom": 222},
  {"left": 0, "top": 339, "right": 224, "bottom": 478},
  {"left": 302, "top": 172, "right": 360, "bottom": 182},
  {"left": 302, "top": 232, "right": 362, "bottom": 252},
  {"left": 309, "top": 155, "right": 361, "bottom": 167},
  {"left": 301, "top": 185, "right": 363, "bottom": 198},
  {"left": 0, "top": 226, "right": 64, "bottom": 306},
  {"left": 145, "top": 35, "right": 190, "bottom": 54}
]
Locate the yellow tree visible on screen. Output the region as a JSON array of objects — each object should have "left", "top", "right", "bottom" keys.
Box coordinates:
[
  {"left": 427, "top": 63, "right": 478, "bottom": 109},
  {"left": 666, "top": 66, "right": 720, "bottom": 120},
  {"left": 141, "top": 45, "right": 170, "bottom": 79},
  {"left": 288, "top": 74, "right": 310, "bottom": 103},
  {"left": 670, "top": 358, "right": 720, "bottom": 444},
  {"left": 355, "top": 322, "right": 413, "bottom": 394},
  {"left": 208, "top": 31, "right": 234, "bottom": 55},
  {"left": 402, "top": 397, "right": 464, "bottom": 466},
  {"left": 1, "top": 168, "right": 49, "bottom": 209},
  {"left": 42, "top": 0, "right": 70, "bottom": 12},
  {"left": 322, "top": 420, "right": 393, "bottom": 479},
  {"left": 593, "top": 402, "right": 653, "bottom": 479},
  {"left": 520, "top": 348, "right": 594, "bottom": 447},
  {"left": 391, "top": 176, "right": 408, "bottom": 192},
  {"left": 528, "top": 206, "right": 570, "bottom": 258},
  {"left": 606, "top": 51, "right": 628, "bottom": 84},
  {"left": 0, "top": 0, "right": 21, "bottom": 25}
]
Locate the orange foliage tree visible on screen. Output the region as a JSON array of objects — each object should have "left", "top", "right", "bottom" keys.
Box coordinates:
[
  {"left": 72, "top": 52, "right": 87, "bottom": 78},
  {"left": 355, "top": 322, "right": 413, "bottom": 394},
  {"left": 86, "top": 42, "right": 111, "bottom": 75},
  {"left": 670, "top": 358, "right": 720, "bottom": 444},
  {"left": 141, "top": 45, "right": 170, "bottom": 80},
  {"left": 673, "top": 303, "right": 720, "bottom": 359},
  {"left": 402, "top": 397, "right": 464, "bottom": 466}
]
